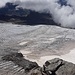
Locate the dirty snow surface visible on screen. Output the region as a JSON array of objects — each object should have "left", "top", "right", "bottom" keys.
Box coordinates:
[{"left": 0, "top": 23, "right": 75, "bottom": 60}]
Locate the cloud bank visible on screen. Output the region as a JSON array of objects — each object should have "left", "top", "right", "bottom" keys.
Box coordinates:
[{"left": 0, "top": 0, "right": 75, "bottom": 28}]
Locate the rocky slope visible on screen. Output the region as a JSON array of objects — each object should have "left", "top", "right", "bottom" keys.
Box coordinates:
[
  {"left": 0, "top": 23, "right": 75, "bottom": 75},
  {"left": 1, "top": 53, "right": 75, "bottom": 75}
]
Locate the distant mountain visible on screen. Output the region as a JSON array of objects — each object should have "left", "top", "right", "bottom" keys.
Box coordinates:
[
  {"left": 0, "top": 2, "right": 57, "bottom": 25},
  {"left": 58, "top": 0, "right": 67, "bottom": 6}
]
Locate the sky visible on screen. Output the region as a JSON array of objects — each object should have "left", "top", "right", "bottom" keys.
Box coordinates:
[{"left": 0, "top": 0, "right": 75, "bottom": 28}]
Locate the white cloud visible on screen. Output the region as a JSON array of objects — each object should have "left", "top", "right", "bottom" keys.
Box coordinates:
[
  {"left": 0, "top": 0, "right": 14, "bottom": 7},
  {"left": 0, "top": 0, "right": 75, "bottom": 28}
]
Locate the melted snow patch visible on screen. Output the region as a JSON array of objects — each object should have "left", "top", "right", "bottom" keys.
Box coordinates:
[{"left": 19, "top": 41, "right": 28, "bottom": 45}]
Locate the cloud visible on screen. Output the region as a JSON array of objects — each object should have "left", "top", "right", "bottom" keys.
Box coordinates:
[
  {"left": 18, "top": 0, "right": 75, "bottom": 28},
  {"left": 14, "top": 0, "right": 51, "bottom": 12},
  {"left": 0, "top": 0, "right": 13, "bottom": 7},
  {"left": 0, "top": 0, "right": 75, "bottom": 28}
]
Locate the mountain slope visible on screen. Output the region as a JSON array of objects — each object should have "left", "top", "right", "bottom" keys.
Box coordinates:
[{"left": 0, "top": 2, "right": 57, "bottom": 25}]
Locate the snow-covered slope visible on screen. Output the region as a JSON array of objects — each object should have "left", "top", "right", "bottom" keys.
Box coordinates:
[{"left": 0, "top": 23, "right": 75, "bottom": 59}]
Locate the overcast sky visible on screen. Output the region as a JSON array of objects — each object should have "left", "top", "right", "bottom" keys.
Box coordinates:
[{"left": 0, "top": 0, "right": 75, "bottom": 28}]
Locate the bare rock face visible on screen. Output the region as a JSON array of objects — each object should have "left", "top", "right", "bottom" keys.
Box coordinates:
[
  {"left": 43, "top": 58, "right": 75, "bottom": 75},
  {"left": 2, "top": 53, "right": 75, "bottom": 75},
  {"left": 2, "top": 53, "right": 23, "bottom": 61},
  {"left": 27, "top": 68, "right": 42, "bottom": 75},
  {"left": 2, "top": 53, "right": 39, "bottom": 73},
  {"left": 56, "top": 62, "right": 75, "bottom": 75}
]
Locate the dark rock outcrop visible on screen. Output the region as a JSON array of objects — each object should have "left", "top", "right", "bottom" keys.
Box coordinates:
[
  {"left": 2, "top": 53, "right": 75, "bottom": 75},
  {"left": 2, "top": 53, "right": 39, "bottom": 73},
  {"left": 27, "top": 68, "right": 43, "bottom": 75},
  {"left": 43, "top": 58, "right": 75, "bottom": 75}
]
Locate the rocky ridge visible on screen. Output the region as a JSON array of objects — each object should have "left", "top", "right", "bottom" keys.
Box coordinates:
[{"left": 1, "top": 53, "right": 75, "bottom": 75}]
